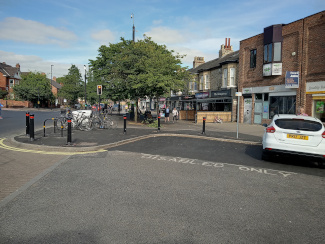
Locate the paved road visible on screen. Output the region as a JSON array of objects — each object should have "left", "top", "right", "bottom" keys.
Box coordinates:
[{"left": 0, "top": 110, "right": 324, "bottom": 243}]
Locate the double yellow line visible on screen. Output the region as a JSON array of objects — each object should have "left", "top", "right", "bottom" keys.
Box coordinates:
[{"left": 0, "top": 138, "right": 107, "bottom": 155}]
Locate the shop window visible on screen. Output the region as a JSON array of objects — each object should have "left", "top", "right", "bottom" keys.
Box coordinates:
[
  {"left": 269, "top": 96, "right": 296, "bottom": 118},
  {"left": 223, "top": 69, "right": 227, "bottom": 87},
  {"left": 250, "top": 49, "right": 256, "bottom": 68},
  {"left": 204, "top": 74, "right": 210, "bottom": 89},
  {"left": 230, "top": 68, "right": 236, "bottom": 86}
]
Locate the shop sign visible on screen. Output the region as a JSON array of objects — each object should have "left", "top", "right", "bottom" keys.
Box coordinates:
[
  {"left": 306, "top": 81, "right": 325, "bottom": 94},
  {"left": 272, "top": 63, "right": 282, "bottom": 75},
  {"left": 195, "top": 92, "right": 209, "bottom": 99},
  {"left": 211, "top": 90, "right": 231, "bottom": 98},
  {"left": 263, "top": 64, "right": 272, "bottom": 76},
  {"left": 316, "top": 101, "right": 324, "bottom": 114},
  {"left": 285, "top": 71, "right": 299, "bottom": 88},
  {"left": 159, "top": 97, "right": 166, "bottom": 101},
  {"left": 242, "top": 87, "right": 252, "bottom": 94},
  {"left": 181, "top": 95, "right": 195, "bottom": 100}
]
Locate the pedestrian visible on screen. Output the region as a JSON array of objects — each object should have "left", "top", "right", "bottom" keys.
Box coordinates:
[
  {"left": 172, "top": 107, "right": 178, "bottom": 123},
  {"left": 165, "top": 106, "right": 170, "bottom": 122},
  {"left": 0, "top": 102, "right": 3, "bottom": 119},
  {"left": 298, "top": 106, "right": 308, "bottom": 116}
]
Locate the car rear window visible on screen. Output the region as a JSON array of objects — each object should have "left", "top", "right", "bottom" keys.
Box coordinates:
[{"left": 275, "top": 119, "right": 323, "bottom": 131}]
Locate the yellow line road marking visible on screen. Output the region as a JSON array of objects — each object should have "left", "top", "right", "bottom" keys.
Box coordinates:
[
  {"left": 0, "top": 138, "right": 107, "bottom": 155},
  {"left": 0, "top": 134, "right": 260, "bottom": 155}
]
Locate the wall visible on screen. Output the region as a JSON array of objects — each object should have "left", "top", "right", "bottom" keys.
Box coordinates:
[{"left": 0, "top": 99, "right": 33, "bottom": 108}]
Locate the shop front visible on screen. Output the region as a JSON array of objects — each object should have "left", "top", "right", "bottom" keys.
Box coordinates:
[
  {"left": 242, "top": 85, "right": 297, "bottom": 124},
  {"left": 306, "top": 81, "right": 325, "bottom": 123}
]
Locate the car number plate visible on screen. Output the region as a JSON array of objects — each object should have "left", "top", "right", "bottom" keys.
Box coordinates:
[{"left": 287, "top": 134, "right": 309, "bottom": 140}]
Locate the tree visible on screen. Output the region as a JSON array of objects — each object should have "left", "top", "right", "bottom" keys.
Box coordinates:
[
  {"left": 13, "top": 72, "right": 52, "bottom": 105},
  {"left": 89, "top": 36, "right": 191, "bottom": 119},
  {"left": 58, "top": 65, "right": 83, "bottom": 105}
]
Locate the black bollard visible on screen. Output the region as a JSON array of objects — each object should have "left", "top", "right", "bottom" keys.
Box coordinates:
[
  {"left": 26, "top": 112, "right": 30, "bottom": 136},
  {"left": 123, "top": 115, "right": 127, "bottom": 134},
  {"left": 202, "top": 117, "right": 206, "bottom": 134},
  {"left": 29, "top": 114, "right": 35, "bottom": 141},
  {"left": 53, "top": 118, "right": 56, "bottom": 133},
  {"left": 158, "top": 116, "right": 160, "bottom": 132},
  {"left": 67, "top": 117, "right": 72, "bottom": 145}
]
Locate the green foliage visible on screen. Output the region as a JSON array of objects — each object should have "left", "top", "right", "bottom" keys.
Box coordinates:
[
  {"left": 13, "top": 72, "right": 53, "bottom": 103},
  {"left": 0, "top": 89, "right": 8, "bottom": 99},
  {"left": 89, "top": 36, "right": 191, "bottom": 101},
  {"left": 142, "top": 118, "right": 160, "bottom": 128},
  {"left": 58, "top": 65, "right": 83, "bottom": 104}
]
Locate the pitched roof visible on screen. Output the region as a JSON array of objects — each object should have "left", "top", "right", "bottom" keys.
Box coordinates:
[
  {"left": 0, "top": 62, "right": 20, "bottom": 77},
  {"left": 50, "top": 80, "right": 62, "bottom": 89},
  {"left": 188, "top": 50, "right": 239, "bottom": 73}
]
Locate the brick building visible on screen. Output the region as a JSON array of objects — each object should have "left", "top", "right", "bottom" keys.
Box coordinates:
[
  {"left": 238, "top": 11, "right": 325, "bottom": 124},
  {"left": 186, "top": 39, "right": 239, "bottom": 121},
  {"left": 0, "top": 62, "right": 21, "bottom": 99}
]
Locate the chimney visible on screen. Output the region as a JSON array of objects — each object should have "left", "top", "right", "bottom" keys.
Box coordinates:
[
  {"left": 219, "top": 38, "right": 234, "bottom": 58},
  {"left": 53, "top": 76, "right": 57, "bottom": 81},
  {"left": 193, "top": 56, "right": 205, "bottom": 68},
  {"left": 16, "top": 63, "right": 20, "bottom": 70},
  {"left": 41, "top": 72, "right": 46, "bottom": 76},
  {"left": 2, "top": 62, "right": 6, "bottom": 64}
]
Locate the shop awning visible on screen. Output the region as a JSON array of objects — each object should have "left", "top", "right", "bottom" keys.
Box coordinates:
[{"left": 197, "top": 97, "right": 232, "bottom": 103}]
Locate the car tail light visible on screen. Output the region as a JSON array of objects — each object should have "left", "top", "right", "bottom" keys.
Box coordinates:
[
  {"left": 322, "top": 131, "right": 325, "bottom": 139},
  {"left": 266, "top": 126, "right": 275, "bottom": 133}
]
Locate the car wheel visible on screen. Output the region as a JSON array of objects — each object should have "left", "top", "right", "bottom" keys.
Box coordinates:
[{"left": 261, "top": 150, "right": 272, "bottom": 161}]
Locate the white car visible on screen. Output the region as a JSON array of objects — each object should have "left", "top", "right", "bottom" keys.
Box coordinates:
[{"left": 262, "top": 114, "right": 325, "bottom": 165}]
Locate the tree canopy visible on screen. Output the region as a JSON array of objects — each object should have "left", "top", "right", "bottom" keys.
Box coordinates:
[
  {"left": 13, "top": 72, "right": 52, "bottom": 104},
  {"left": 89, "top": 36, "right": 191, "bottom": 101},
  {"left": 58, "top": 64, "right": 83, "bottom": 104}
]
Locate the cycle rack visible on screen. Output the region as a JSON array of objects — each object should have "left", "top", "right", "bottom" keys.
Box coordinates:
[{"left": 43, "top": 118, "right": 63, "bottom": 137}]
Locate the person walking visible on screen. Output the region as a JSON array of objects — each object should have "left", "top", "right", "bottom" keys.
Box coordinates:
[
  {"left": 165, "top": 106, "right": 170, "bottom": 122},
  {"left": 298, "top": 106, "right": 308, "bottom": 116},
  {"left": 0, "top": 102, "right": 3, "bottom": 119},
  {"left": 172, "top": 107, "right": 178, "bottom": 123}
]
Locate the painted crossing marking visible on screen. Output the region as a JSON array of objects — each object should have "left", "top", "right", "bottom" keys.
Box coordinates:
[{"left": 141, "top": 153, "right": 297, "bottom": 178}]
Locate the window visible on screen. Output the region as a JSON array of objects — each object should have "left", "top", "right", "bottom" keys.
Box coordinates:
[
  {"left": 189, "top": 82, "right": 197, "bottom": 92},
  {"left": 229, "top": 68, "right": 235, "bottom": 86},
  {"left": 273, "top": 42, "right": 281, "bottom": 62},
  {"left": 223, "top": 69, "right": 228, "bottom": 87},
  {"left": 269, "top": 96, "right": 296, "bottom": 119},
  {"left": 264, "top": 42, "right": 281, "bottom": 63},
  {"left": 15, "top": 80, "right": 19, "bottom": 86},
  {"left": 9, "top": 79, "right": 14, "bottom": 88},
  {"left": 250, "top": 49, "right": 256, "bottom": 68},
  {"left": 199, "top": 76, "right": 203, "bottom": 90},
  {"left": 204, "top": 74, "right": 210, "bottom": 89}
]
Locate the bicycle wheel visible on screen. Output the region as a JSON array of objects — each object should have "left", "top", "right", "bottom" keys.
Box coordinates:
[
  {"left": 78, "top": 116, "right": 92, "bottom": 131},
  {"left": 107, "top": 118, "right": 118, "bottom": 129}
]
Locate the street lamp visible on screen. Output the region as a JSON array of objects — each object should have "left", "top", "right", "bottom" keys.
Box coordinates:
[
  {"left": 131, "top": 13, "right": 135, "bottom": 42},
  {"left": 51, "top": 65, "right": 54, "bottom": 109},
  {"left": 84, "top": 65, "right": 87, "bottom": 107}
]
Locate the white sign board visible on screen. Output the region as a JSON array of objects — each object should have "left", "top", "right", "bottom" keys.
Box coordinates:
[
  {"left": 235, "top": 92, "right": 242, "bottom": 96},
  {"left": 306, "top": 81, "right": 325, "bottom": 94},
  {"left": 263, "top": 64, "right": 272, "bottom": 76},
  {"left": 272, "top": 63, "right": 282, "bottom": 75}
]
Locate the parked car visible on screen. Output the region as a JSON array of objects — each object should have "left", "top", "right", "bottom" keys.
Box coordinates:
[{"left": 262, "top": 114, "right": 325, "bottom": 166}]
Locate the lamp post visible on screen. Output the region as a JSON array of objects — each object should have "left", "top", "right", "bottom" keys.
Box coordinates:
[
  {"left": 131, "top": 13, "right": 135, "bottom": 42},
  {"left": 51, "top": 65, "right": 54, "bottom": 109},
  {"left": 84, "top": 65, "right": 87, "bottom": 108}
]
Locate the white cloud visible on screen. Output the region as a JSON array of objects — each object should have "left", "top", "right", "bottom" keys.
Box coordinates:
[
  {"left": 0, "top": 17, "right": 78, "bottom": 47},
  {"left": 144, "top": 26, "right": 187, "bottom": 44},
  {"left": 0, "top": 50, "right": 86, "bottom": 78},
  {"left": 91, "top": 29, "right": 116, "bottom": 44}
]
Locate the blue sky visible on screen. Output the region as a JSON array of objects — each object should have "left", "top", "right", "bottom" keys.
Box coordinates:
[{"left": 0, "top": 0, "right": 324, "bottom": 78}]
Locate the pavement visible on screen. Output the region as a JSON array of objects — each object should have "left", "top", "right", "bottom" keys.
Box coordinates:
[{"left": 8, "top": 114, "right": 265, "bottom": 152}]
